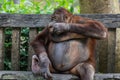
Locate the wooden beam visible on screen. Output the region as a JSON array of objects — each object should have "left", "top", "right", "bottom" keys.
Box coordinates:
[
  {"left": 0, "top": 28, "right": 4, "bottom": 70},
  {"left": 115, "top": 28, "right": 120, "bottom": 72},
  {"left": 0, "top": 71, "right": 79, "bottom": 80},
  {"left": 0, "top": 71, "right": 120, "bottom": 80},
  {"left": 107, "top": 28, "right": 116, "bottom": 72},
  {"left": 11, "top": 28, "right": 20, "bottom": 70},
  {"left": 28, "top": 28, "right": 37, "bottom": 71},
  {"left": 0, "top": 14, "right": 120, "bottom": 28}
]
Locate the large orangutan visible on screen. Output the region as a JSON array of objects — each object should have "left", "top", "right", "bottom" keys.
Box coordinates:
[{"left": 31, "top": 7, "right": 108, "bottom": 80}]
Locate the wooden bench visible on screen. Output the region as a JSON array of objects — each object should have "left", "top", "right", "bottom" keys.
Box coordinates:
[
  {"left": 0, "top": 14, "right": 120, "bottom": 80},
  {"left": 0, "top": 71, "right": 120, "bottom": 80}
]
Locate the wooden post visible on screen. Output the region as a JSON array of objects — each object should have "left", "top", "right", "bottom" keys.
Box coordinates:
[
  {"left": 96, "top": 39, "right": 108, "bottom": 72},
  {"left": 28, "top": 28, "right": 37, "bottom": 70},
  {"left": 95, "top": 42, "right": 99, "bottom": 72},
  {"left": 107, "top": 28, "right": 116, "bottom": 72},
  {"left": 11, "top": 28, "right": 20, "bottom": 70},
  {"left": 0, "top": 28, "right": 4, "bottom": 70},
  {"left": 115, "top": 28, "right": 120, "bottom": 72}
]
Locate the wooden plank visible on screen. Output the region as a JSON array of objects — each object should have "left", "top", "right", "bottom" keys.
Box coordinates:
[
  {"left": 0, "top": 71, "right": 120, "bottom": 80},
  {"left": 107, "top": 28, "right": 116, "bottom": 73},
  {"left": 0, "top": 14, "right": 120, "bottom": 28},
  {"left": 0, "top": 71, "right": 79, "bottom": 80},
  {"left": 28, "top": 28, "right": 37, "bottom": 70},
  {"left": 95, "top": 42, "right": 99, "bottom": 72},
  {"left": 115, "top": 28, "right": 120, "bottom": 72},
  {"left": 11, "top": 28, "right": 20, "bottom": 70},
  {"left": 96, "top": 39, "right": 108, "bottom": 72},
  {"left": 94, "top": 73, "right": 120, "bottom": 80},
  {"left": 0, "top": 28, "right": 4, "bottom": 70}
]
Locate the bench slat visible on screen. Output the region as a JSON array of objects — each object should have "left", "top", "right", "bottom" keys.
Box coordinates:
[
  {"left": 11, "top": 28, "right": 20, "bottom": 70},
  {"left": 0, "top": 28, "right": 4, "bottom": 70},
  {"left": 0, "top": 71, "right": 120, "bottom": 80},
  {"left": 28, "top": 28, "right": 37, "bottom": 70},
  {"left": 96, "top": 38, "right": 108, "bottom": 72},
  {"left": 107, "top": 28, "right": 116, "bottom": 72},
  {"left": 115, "top": 28, "right": 120, "bottom": 72},
  {"left": 0, "top": 14, "right": 120, "bottom": 28}
]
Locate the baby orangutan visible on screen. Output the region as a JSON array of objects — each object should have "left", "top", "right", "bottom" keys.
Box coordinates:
[{"left": 31, "top": 7, "right": 108, "bottom": 80}]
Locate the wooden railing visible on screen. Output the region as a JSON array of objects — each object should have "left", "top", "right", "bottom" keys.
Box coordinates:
[{"left": 0, "top": 14, "right": 120, "bottom": 73}]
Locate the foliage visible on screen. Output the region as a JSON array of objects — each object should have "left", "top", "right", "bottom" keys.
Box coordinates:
[
  {"left": 4, "top": 28, "right": 12, "bottom": 70},
  {"left": 0, "top": 0, "right": 80, "bottom": 14},
  {"left": 0, "top": 0, "right": 80, "bottom": 70}
]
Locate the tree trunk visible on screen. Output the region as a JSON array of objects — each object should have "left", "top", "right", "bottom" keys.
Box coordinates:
[
  {"left": 79, "top": 0, "right": 119, "bottom": 14},
  {"left": 79, "top": 0, "right": 120, "bottom": 73}
]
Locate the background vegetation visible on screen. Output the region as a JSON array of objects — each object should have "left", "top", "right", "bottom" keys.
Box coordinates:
[
  {"left": 0, "top": 0, "right": 80, "bottom": 70},
  {"left": 0, "top": 0, "right": 80, "bottom": 14}
]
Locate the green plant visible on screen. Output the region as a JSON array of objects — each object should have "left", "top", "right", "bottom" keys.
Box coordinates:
[
  {"left": 0, "top": 0, "right": 40, "bottom": 14},
  {"left": 4, "top": 28, "right": 12, "bottom": 70},
  {"left": 0, "top": 0, "right": 80, "bottom": 14}
]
